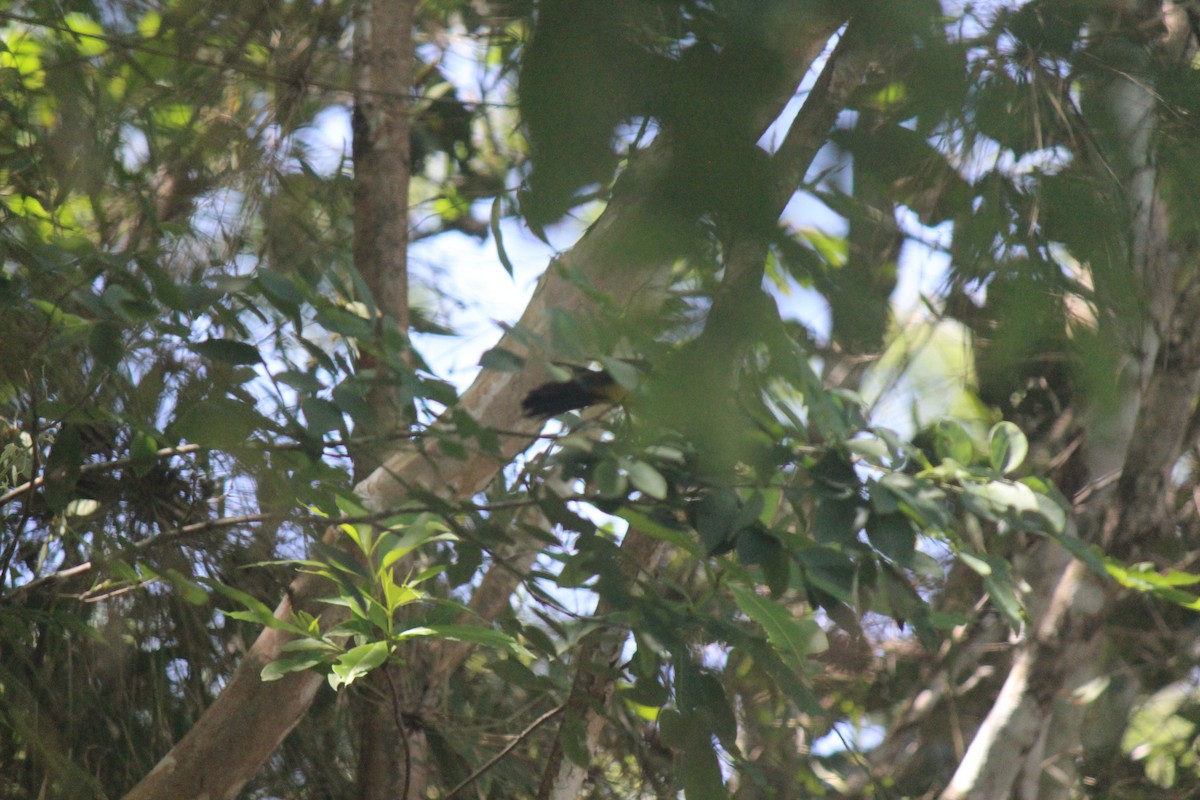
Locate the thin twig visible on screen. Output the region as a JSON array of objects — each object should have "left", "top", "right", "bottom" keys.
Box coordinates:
[
  {"left": 443, "top": 704, "right": 565, "bottom": 799},
  {"left": 0, "top": 443, "right": 204, "bottom": 506},
  {"left": 382, "top": 664, "right": 413, "bottom": 800},
  {"left": 0, "top": 426, "right": 446, "bottom": 507},
  {"left": 0, "top": 10, "right": 520, "bottom": 110},
  {"left": 1, "top": 491, "right": 630, "bottom": 600}
]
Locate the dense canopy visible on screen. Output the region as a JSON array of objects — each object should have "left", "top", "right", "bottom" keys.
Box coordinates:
[{"left": 4, "top": 1, "right": 1200, "bottom": 798}]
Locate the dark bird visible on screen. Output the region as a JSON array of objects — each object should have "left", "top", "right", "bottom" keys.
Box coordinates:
[{"left": 522, "top": 367, "right": 631, "bottom": 418}]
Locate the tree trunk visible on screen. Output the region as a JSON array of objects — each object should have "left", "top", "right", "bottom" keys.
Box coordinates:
[
  {"left": 348, "top": 0, "right": 420, "bottom": 795},
  {"left": 942, "top": 4, "right": 1198, "bottom": 798},
  {"left": 349, "top": 0, "right": 416, "bottom": 483}
]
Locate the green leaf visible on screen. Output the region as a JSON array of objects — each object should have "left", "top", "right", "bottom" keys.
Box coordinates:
[
  {"left": 30, "top": 299, "right": 89, "bottom": 329},
  {"left": 734, "top": 525, "right": 781, "bottom": 567},
  {"left": 594, "top": 458, "right": 627, "bottom": 498},
  {"left": 621, "top": 676, "right": 668, "bottom": 707},
  {"left": 362, "top": 597, "right": 394, "bottom": 635},
  {"left": 626, "top": 460, "right": 668, "bottom": 500},
  {"left": 797, "top": 546, "right": 857, "bottom": 602},
  {"left": 280, "top": 638, "right": 340, "bottom": 654},
  {"left": 378, "top": 519, "right": 457, "bottom": 571},
  {"left": 760, "top": 553, "right": 790, "bottom": 597},
  {"left": 934, "top": 420, "right": 975, "bottom": 465},
  {"left": 657, "top": 708, "right": 684, "bottom": 748},
  {"left": 394, "top": 624, "right": 528, "bottom": 656},
  {"left": 311, "top": 539, "right": 373, "bottom": 580},
  {"left": 988, "top": 421, "right": 1028, "bottom": 475},
  {"left": 316, "top": 306, "right": 373, "bottom": 338},
  {"left": 302, "top": 397, "right": 345, "bottom": 437},
  {"left": 560, "top": 714, "right": 591, "bottom": 768},
  {"left": 1024, "top": 484, "right": 1067, "bottom": 534},
  {"left": 695, "top": 673, "right": 738, "bottom": 751},
  {"left": 383, "top": 578, "right": 424, "bottom": 615},
  {"left": 262, "top": 652, "right": 327, "bottom": 682},
  {"left": 847, "top": 435, "right": 890, "bottom": 463},
  {"left": 162, "top": 569, "right": 210, "bottom": 605},
  {"left": 191, "top": 338, "right": 262, "bottom": 366},
  {"left": 152, "top": 102, "right": 194, "bottom": 129},
  {"left": 256, "top": 269, "right": 305, "bottom": 317},
  {"left": 63, "top": 13, "right": 108, "bottom": 56},
  {"left": 957, "top": 550, "right": 992, "bottom": 575},
  {"left": 730, "top": 585, "right": 828, "bottom": 670},
  {"left": 876, "top": 564, "right": 931, "bottom": 629},
  {"left": 328, "top": 641, "right": 391, "bottom": 690},
  {"left": 1105, "top": 561, "right": 1200, "bottom": 608},
  {"left": 680, "top": 724, "right": 728, "bottom": 800},
  {"left": 982, "top": 557, "right": 1025, "bottom": 627},
  {"left": 170, "top": 398, "right": 263, "bottom": 450},
  {"left": 746, "top": 639, "right": 821, "bottom": 714},
  {"left": 866, "top": 511, "right": 916, "bottom": 565},
  {"left": 434, "top": 188, "right": 469, "bottom": 222},
  {"left": 488, "top": 657, "right": 556, "bottom": 692},
  {"left": 598, "top": 355, "right": 640, "bottom": 390},
  {"left": 490, "top": 195, "right": 515, "bottom": 278},
  {"left": 130, "top": 432, "right": 159, "bottom": 477},
  {"left": 43, "top": 424, "right": 83, "bottom": 512},
  {"left": 63, "top": 498, "right": 100, "bottom": 517},
  {"left": 692, "top": 488, "right": 739, "bottom": 554},
  {"left": 616, "top": 508, "right": 694, "bottom": 549},
  {"left": 275, "top": 369, "right": 323, "bottom": 393},
  {"left": 89, "top": 321, "right": 123, "bottom": 369},
  {"left": 211, "top": 581, "right": 307, "bottom": 635},
  {"left": 963, "top": 479, "right": 1040, "bottom": 523},
  {"left": 878, "top": 472, "right": 950, "bottom": 530},
  {"left": 812, "top": 495, "right": 859, "bottom": 545},
  {"left": 479, "top": 346, "right": 524, "bottom": 372}
]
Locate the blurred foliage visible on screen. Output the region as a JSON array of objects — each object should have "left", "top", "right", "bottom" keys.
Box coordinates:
[{"left": 2, "top": 1, "right": 1200, "bottom": 799}]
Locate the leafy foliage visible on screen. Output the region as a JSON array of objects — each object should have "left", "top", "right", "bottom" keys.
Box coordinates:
[{"left": 3, "top": 1, "right": 1200, "bottom": 799}]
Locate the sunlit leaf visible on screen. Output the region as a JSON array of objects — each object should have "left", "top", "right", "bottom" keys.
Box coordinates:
[
  {"left": 988, "top": 421, "right": 1028, "bottom": 475},
  {"left": 63, "top": 13, "right": 108, "bottom": 56},
  {"left": 394, "top": 624, "right": 528, "bottom": 656},
  {"left": 328, "top": 641, "right": 391, "bottom": 690},
  {"left": 626, "top": 459, "right": 668, "bottom": 500}
]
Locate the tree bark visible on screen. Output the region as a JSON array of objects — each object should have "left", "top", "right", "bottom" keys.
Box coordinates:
[
  {"left": 347, "top": 0, "right": 419, "bottom": 795},
  {"left": 349, "top": 0, "right": 416, "bottom": 482},
  {"left": 121, "top": 560, "right": 345, "bottom": 800}
]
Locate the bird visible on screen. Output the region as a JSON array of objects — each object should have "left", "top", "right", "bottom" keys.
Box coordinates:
[{"left": 521, "top": 366, "right": 633, "bottom": 418}]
